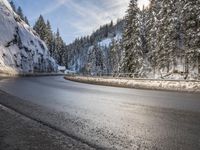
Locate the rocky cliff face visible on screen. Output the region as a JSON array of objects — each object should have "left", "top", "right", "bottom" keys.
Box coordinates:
[{"left": 0, "top": 0, "right": 57, "bottom": 75}]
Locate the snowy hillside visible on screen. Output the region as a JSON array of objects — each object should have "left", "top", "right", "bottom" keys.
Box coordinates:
[
  {"left": 67, "top": 19, "right": 125, "bottom": 75},
  {"left": 66, "top": 0, "right": 200, "bottom": 80},
  {"left": 0, "top": 0, "right": 57, "bottom": 75}
]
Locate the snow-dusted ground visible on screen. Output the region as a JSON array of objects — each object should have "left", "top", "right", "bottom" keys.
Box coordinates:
[
  {"left": 0, "top": 0, "right": 57, "bottom": 75},
  {"left": 98, "top": 33, "right": 122, "bottom": 47},
  {"left": 65, "top": 76, "right": 200, "bottom": 93},
  {"left": 99, "top": 38, "right": 112, "bottom": 47}
]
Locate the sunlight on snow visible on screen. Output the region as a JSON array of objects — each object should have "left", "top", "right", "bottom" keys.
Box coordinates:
[{"left": 138, "top": 0, "right": 150, "bottom": 10}]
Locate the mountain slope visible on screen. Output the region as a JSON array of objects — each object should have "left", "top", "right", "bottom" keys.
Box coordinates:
[
  {"left": 67, "top": 19, "right": 125, "bottom": 75},
  {"left": 0, "top": 0, "right": 57, "bottom": 75}
]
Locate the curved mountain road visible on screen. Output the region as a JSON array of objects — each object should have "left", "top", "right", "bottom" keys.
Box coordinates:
[{"left": 0, "top": 76, "right": 200, "bottom": 150}]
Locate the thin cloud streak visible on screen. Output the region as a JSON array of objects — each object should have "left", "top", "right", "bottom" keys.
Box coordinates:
[
  {"left": 30, "top": 0, "right": 69, "bottom": 21},
  {"left": 64, "top": 0, "right": 129, "bottom": 36},
  {"left": 17, "top": 0, "right": 130, "bottom": 43}
]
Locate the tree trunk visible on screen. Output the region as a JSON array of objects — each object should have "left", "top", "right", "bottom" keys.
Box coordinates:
[
  {"left": 185, "top": 56, "right": 189, "bottom": 79},
  {"left": 198, "top": 55, "right": 200, "bottom": 79}
]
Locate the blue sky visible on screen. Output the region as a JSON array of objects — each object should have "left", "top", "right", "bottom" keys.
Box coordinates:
[{"left": 12, "top": 0, "right": 149, "bottom": 44}]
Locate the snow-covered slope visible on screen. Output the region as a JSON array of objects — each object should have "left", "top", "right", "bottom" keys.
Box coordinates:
[
  {"left": 0, "top": 0, "right": 57, "bottom": 75},
  {"left": 67, "top": 20, "right": 124, "bottom": 74}
]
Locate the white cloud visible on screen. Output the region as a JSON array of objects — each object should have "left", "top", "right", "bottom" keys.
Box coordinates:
[
  {"left": 64, "top": 0, "right": 129, "bottom": 36},
  {"left": 30, "top": 0, "right": 150, "bottom": 38},
  {"left": 29, "top": 0, "right": 151, "bottom": 41},
  {"left": 30, "top": 0, "right": 69, "bottom": 20},
  {"left": 41, "top": 0, "right": 69, "bottom": 15}
]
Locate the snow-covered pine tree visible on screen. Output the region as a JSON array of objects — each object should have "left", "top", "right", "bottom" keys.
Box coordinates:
[
  {"left": 53, "top": 29, "right": 65, "bottom": 65},
  {"left": 121, "top": 0, "right": 143, "bottom": 77},
  {"left": 146, "top": 0, "right": 161, "bottom": 75},
  {"left": 183, "top": 0, "right": 200, "bottom": 77},
  {"left": 108, "top": 39, "right": 117, "bottom": 73},
  {"left": 159, "top": 0, "right": 182, "bottom": 74},
  {"left": 94, "top": 44, "right": 104, "bottom": 75},
  {"left": 154, "top": 0, "right": 169, "bottom": 74},
  {"left": 62, "top": 45, "right": 68, "bottom": 68},
  {"left": 33, "top": 15, "right": 48, "bottom": 41},
  {"left": 172, "top": 0, "right": 185, "bottom": 75},
  {"left": 86, "top": 43, "right": 104, "bottom": 75},
  {"left": 16, "top": 6, "right": 24, "bottom": 20},
  {"left": 9, "top": 1, "right": 16, "bottom": 12},
  {"left": 108, "top": 39, "right": 123, "bottom": 75},
  {"left": 140, "top": 6, "right": 148, "bottom": 54},
  {"left": 11, "top": 2, "right": 29, "bottom": 26},
  {"left": 46, "top": 20, "right": 54, "bottom": 55},
  {"left": 24, "top": 16, "right": 29, "bottom": 25},
  {"left": 87, "top": 45, "right": 96, "bottom": 75}
]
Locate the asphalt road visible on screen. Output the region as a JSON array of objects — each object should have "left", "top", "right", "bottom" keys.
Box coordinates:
[{"left": 0, "top": 76, "right": 200, "bottom": 150}]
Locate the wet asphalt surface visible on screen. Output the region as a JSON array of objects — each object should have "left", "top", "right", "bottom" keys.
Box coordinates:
[
  {"left": 0, "top": 76, "right": 200, "bottom": 150},
  {"left": 0, "top": 104, "right": 94, "bottom": 150}
]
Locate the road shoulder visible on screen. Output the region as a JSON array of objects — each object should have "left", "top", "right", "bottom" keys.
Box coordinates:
[
  {"left": 0, "top": 101, "right": 94, "bottom": 150},
  {"left": 65, "top": 76, "right": 200, "bottom": 93}
]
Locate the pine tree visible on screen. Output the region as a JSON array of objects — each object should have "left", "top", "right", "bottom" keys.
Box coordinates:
[
  {"left": 183, "top": 0, "right": 200, "bottom": 76},
  {"left": 46, "top": 20, "right": 54, "bottom": 55},
  {"left": 17, "top": 7, "right": 24, "bottom": 20},
  {"left": 33, "top": 15, "right": 48, "bottom": 41},
  {"left": 121, "top": 0, "right": 143, "bottom": 76},
  {"left": 62, "top": 46, "right": 68, "bottom": 68},
  {"left": 108, "top": 39, "right": 122, "bottom": 74},
  {"left": 108, "top": 39, "right": 115, "bottom": 73},
  {"left": 10, "top": 1, "right": 16, "bottom": 12},
  {"left": 140, "top": 7, "right": 148, "bottom": 54},
  {"left": 13, "top": 3, "right": 29, "bottom": 25},
  {"left": 94, "top": 44, "right": 104, "bottom": 75},
  {"left": 54, "top": 29, "right": 65, "bottom": 65},
  {"left": 24, "top": 16, "right": 29, "bottom": 25},
  {"left": 146, "top": 0, "right": 159, "bottom": 74},
  {"left": 154, "top": 0, "right": 166, "bottom": 73}
]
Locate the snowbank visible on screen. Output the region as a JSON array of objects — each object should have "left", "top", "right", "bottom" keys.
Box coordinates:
[
  {"left": 65, "top": 76, "right": 200, "bottom": 93},
  {"left": 0, "top": 0, "right": 57, "bottom": 75}
]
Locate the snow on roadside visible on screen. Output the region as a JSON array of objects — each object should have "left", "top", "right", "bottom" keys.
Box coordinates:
[{"left": 65, "top": 76, "right": 200, "bottom": 93}]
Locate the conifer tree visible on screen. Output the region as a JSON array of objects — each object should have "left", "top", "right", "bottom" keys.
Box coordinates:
[
  {"left": 9, "top": 1, "right": 16, "bottom": 12},
  {"left": 17, "top": 7, "right": 24, "bottom": 20},
  {"left": 24, "top": 16, "right": 29, "bottom": 25},
  {"left": 94, "top": 44, "right": 104, "bottom": 74},
  {"left": 140, "top": 7, "right": 148, "bottom": 54},
  {"left": 121, "top": 0, "right": 143, "bottom": 76},
  {"left": 46, "top": 20, "right": 54, "bottom": 55},
  {"left": 54, "top": 29, "right": 65, "bottom": 64},
  {"left": 146, "top": 0, "right": 159, "bottom": 74},
  {"left": 33, "top": 15, "right": 47, "bottom": 41},
  {"left": 107, "top": 39, "right": 123, "bottom": 74},
  {"left": 183, "top": 0, "right": 200, "bottom": 75}
]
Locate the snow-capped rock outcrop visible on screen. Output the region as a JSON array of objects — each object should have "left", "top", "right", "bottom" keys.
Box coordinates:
[{"left": 0, "top": 0, "right": 57, "bottom": 75}]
